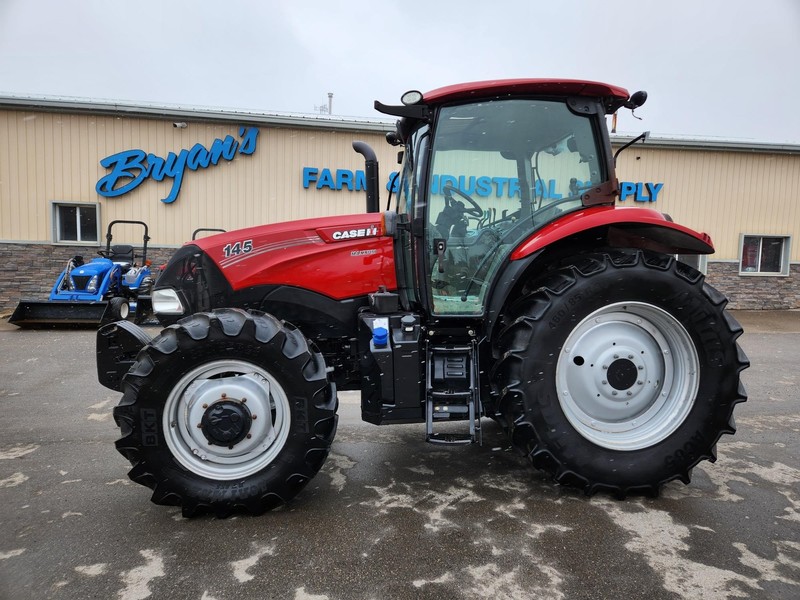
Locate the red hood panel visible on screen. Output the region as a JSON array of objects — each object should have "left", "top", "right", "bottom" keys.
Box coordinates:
[{"left": 191, "top": 214, "right": 396, "bottom": 299}]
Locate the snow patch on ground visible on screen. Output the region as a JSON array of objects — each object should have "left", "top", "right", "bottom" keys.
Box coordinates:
[
  {"left": 117, "top": 549, "right": 165, "bottom": 600},
  {"left": 230, "top": 543, "right": 276, "bottom": 583},
  {"left": 324, "top": 452, "right": 356, "bottom": 492},
  {"left": 734, "top": 541, "right": 800, "bottom": 587},
  {"left": 0, "top": 444, "right": 39, "bottom": 459},
  {"left": 362, "top": 480, "right": 483, "bottom": 532},
  {"left": 76, "top": 563, "right": 107, "bottom": 576},
  {"left": 415, "top": 563, "right": 564, "bottom": 600},
  {"left": 293, "top": 587, "right": 330, "bottom": 600},
  {"left": 599, "top": 499, "right": 764, "bottom": 599},
  {"left": 0, "top": 472, "right": 28, "bottom": 488},
  {"left": 406, "top": 465, "right": 434, "bottom": 475}
]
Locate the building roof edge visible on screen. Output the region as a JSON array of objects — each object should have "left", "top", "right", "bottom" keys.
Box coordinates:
[
  {"left": 1, "top": 94, "right": 799, "bottom": 153},
  {"left": 0, "top": 93, "right": 395, "bottom": 133}
]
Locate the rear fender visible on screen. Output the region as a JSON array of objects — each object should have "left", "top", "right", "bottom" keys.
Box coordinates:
[
  {"left": 486, "top": 206, "right": 715, "bottom": 339},
  {"left": 511, "top": 206, "right": 714, "bottom": 259},
  {"left": 121, "top": 266, "right": 151, "bottom": 290}
]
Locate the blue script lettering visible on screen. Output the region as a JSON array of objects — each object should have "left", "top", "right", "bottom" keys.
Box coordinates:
[{"left": 96, "top": 127, "right": 259, "bottom": 204}]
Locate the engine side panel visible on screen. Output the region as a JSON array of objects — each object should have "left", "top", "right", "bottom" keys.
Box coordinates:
[{"left": 191, "top": 214, "right": 396, "bottom": 300}]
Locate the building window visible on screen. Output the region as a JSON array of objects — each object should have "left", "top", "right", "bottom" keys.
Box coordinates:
[
  {"left": 53, "top": 203, "right": 99, "bottom": 243},
  {"left": 739, "top": 235, "right": 790, "bottom": 276},
  {"left": 675, "top": 254, "right": 708, "bottom": 275}
]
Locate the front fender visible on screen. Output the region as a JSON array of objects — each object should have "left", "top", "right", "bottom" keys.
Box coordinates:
[
  {"left": 511, "top": 206, "right": 714, "bottom": 260},
  {"left": 97, "top": 320, "right": 153, "bottom": 391}
]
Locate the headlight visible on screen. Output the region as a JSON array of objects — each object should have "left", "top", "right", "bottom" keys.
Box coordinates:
[
  {"left": 152, "top": 288, "right": 185, "bottom": 314},
  {"left": 86, "top": 275, "right": 99, "bottom": 293}
]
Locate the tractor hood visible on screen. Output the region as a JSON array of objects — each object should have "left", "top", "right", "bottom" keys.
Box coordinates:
[
  {"left": 166, "top": 213, "right": 396, "bottom": 302},
  {"left": 72, "top": 258, "right": 114, "bottom": 278}
]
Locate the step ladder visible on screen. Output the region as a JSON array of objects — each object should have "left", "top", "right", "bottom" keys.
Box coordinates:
[{"left": 425, "top": 342, "right": 482, "bottom": 445}]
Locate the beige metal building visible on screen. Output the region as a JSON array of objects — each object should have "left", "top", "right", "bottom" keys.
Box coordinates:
[{"left": 1, "top": 96, "right": 799, "bottom": 311}]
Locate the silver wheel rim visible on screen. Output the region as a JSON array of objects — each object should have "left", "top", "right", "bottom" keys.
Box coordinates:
[
  {"left": 555, "top": 302, "right": 699, "bottom": 451},
  {"left": 119, "top": 302, "right": 129, "bottom": 319},
  {"left": 163, "top": 359, "right": 291, "bottom": 480}
]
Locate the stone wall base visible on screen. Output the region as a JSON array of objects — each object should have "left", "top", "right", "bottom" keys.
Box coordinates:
[
  {"left": 705, "top": 261, "right": 800, "bottom": 310},
  {"left": 1, "top": 243, "right": 798, "bottom": 314}
]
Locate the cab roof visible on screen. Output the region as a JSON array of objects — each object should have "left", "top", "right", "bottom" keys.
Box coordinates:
[{"left": 423, "top": 78, "right": 630, "bottom": 113}]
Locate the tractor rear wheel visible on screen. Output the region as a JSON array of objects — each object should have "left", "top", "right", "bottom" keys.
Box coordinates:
[
  {"left": 492, "top": 250, "right": 748, "bottom": 497},
  {"left": 113, "top": 308, "right": 337, "bottom": 516}
]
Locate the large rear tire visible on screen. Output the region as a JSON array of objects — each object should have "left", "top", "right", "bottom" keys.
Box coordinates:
[
  {"left": 492, "top": 250, "right": 748, "bottom": 497},
  {"left": 113, "top": 308, "right": 338, "bottom": 516}
]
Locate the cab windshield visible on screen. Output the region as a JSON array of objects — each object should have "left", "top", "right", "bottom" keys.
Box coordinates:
[{"left": 425, "top": 98, "right": 603, "bottom": 315}]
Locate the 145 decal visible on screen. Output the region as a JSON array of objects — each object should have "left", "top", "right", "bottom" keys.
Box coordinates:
[{"left": 223, "top": 239, "right": 253, "bottom": 258}]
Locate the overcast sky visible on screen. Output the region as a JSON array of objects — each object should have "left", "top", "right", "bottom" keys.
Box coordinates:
[{"left": 1, "top": 0, "right": 798, "bottom": 144}]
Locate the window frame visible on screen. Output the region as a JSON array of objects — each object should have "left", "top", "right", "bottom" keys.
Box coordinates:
[
  {"left": 738, "top": 234, "right": 791, "bottom": 276},
  {"left": 51, "top": 202, "right": 101, "bottom": 245}
]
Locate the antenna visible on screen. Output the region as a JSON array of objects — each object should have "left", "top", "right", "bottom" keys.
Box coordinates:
[{"left": 314, "top": 93, "right": 334, "bottom": 115}]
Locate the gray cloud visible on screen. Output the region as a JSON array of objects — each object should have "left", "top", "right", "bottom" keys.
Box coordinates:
[{"left": 0, "top": 0, "right": 798, "bottom": 143}]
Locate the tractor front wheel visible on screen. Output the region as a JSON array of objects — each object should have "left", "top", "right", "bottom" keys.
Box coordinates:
[
  {"left": 109, "top": 296, "right": 129, "bottom": 320},
  {"left": 113, "top": 308, "right": 337, "bottom": 516},
  {"left": 492, "top": 250, "right": 748, "bottom": 497}
]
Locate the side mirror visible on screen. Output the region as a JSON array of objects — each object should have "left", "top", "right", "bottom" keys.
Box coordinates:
[{"left": 382, "top": 211, "right": 398, "bottom": 237}]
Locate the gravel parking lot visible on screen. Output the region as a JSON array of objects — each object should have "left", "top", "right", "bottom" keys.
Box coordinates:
[{"left": 0, "top": 311, "right": 798, "bottom": 600}]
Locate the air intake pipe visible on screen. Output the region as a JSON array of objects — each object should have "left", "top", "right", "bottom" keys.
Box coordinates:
[{"left": 352, "top": 141, "right": 380, "bottom": 213}]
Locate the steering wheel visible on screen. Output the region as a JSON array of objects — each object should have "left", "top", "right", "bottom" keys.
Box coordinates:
[{"left": 443, "top": 184, "right": 483, "bottom": 218}]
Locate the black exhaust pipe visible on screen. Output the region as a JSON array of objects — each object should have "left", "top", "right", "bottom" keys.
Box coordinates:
[{"left": 352, "top": 141, "right": 380, "bottom": 213}]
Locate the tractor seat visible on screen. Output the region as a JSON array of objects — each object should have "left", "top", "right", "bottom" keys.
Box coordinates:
[{"left": 109, "top": 244, "right": 134, "bottom": 262}]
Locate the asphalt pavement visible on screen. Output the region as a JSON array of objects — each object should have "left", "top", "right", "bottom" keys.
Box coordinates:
[{"left": 0, "top": 311, "right": 798, "bottom": 600}]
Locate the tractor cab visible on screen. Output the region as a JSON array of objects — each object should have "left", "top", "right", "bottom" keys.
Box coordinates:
[{"left": 381, "top": 86, "right": 624, "bottom": 318}]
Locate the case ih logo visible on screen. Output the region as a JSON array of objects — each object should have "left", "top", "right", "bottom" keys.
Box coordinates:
[
  {"left": 316, "top": 224, "right": 381, "bottom": 243},
  {"left": 332, "top": 226, "right": 378, "bottom": 240}
]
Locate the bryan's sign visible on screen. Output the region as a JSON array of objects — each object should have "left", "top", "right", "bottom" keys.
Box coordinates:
[{"left": 96, "top": 127, "right": 259, "bottom": 204}]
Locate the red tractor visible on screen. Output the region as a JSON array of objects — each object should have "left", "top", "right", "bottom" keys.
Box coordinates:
[{"left": 97, "top": 79, "right": 748, "bottom": 517}]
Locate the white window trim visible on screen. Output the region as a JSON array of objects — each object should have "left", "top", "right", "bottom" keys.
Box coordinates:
[
  {"left": 738, "top": 233, "right": 791, "bottom": 277},
  {"left": 51, "top": 202, "right": 101, "bottom": 245}
]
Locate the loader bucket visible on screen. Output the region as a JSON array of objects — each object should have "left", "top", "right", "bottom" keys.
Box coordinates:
[{"left": 8, "top": 300, "right": 110, "bottom": 328}]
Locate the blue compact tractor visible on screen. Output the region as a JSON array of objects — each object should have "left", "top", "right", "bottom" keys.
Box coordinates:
[{"left": 9, "top": 220, "right": 153, "bottom": 327}]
